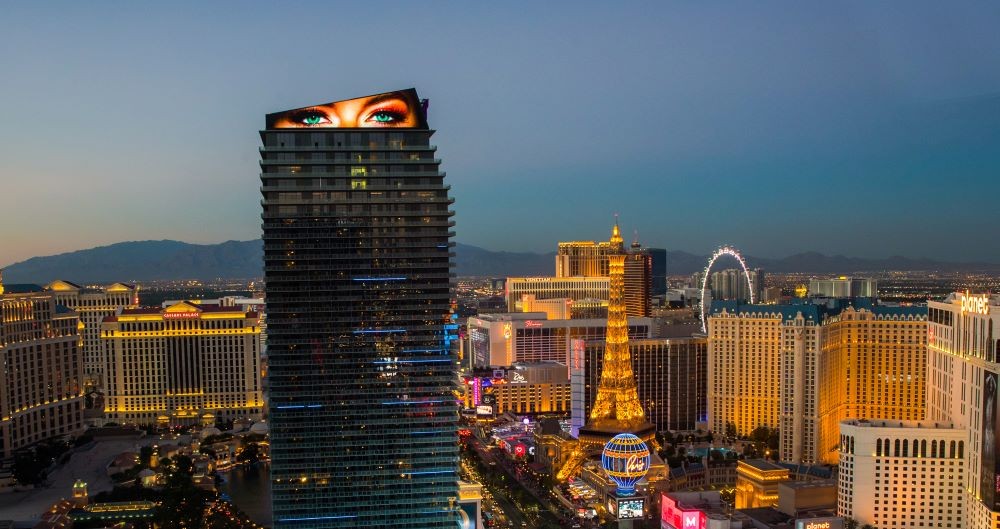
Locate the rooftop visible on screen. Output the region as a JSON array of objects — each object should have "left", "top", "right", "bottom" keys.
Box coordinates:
[
  {"left": 741, "top": 459, "right": 786, "bottom": 472},
  {"left": 712, "top": 297, "right": 925, "bottom": 323},
  {"left": 841, "top": 419, "right": 959, "bottom": 430},
  {"left": 2, "top": 283, "right": 45, "bottom": 294}
]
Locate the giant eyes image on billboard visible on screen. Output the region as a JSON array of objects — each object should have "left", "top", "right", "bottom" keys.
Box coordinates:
[
  {"left": 266, "top": 88, "right": 428, "bottom": 129},
  {"left": 982, "top": 371, "right": 1000, "bottom": 509}
]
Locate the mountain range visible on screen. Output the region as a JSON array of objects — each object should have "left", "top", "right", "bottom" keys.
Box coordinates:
[{"left": 2, "top": 240, "right": 998, "bottom": 284}]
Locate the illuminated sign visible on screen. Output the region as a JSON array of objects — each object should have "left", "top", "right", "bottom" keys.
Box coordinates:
[
  {"left": 616, "top": 498, "right": 644, "bottom": 520},
  {"left": 960, "top": 290, "right": 990, "bottom": 315},
  {"left": 681, "top": 511, "right": 703, "bottom": 529},
  {"left": 162, "top": 311, "right": 200, "bottom": 320},
  {"left": 510, "top": 372, "right": 527, "bottom": 383},
  {"left": 524, "top": 320, "right": 543, "bottom": 328},
  {"left": 572, "top": 339, "right": 584, "bottom": 370},
  {"left": 626, "top": 454, "right": 647, "bottom": 473},
  {"left": 503, "top": 323, "right": 512, "bottom": 340},
  {"left": 661, "top": 495, "right": 707, "bottom": 529},
  {"left": 476, "top": 405, "right": 494, "bottom": 416},
  {"left": 514, "top": 444, "right": 527, "bottom": 457},
  {"left": 266, "top": 89, "right": 427, "bottom": 129},
  {"left": 796, "top": 519, "right": 843, "bottom": 529}
]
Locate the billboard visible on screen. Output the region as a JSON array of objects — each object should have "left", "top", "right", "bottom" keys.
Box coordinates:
[
  {"left": 661, "top": 495, "right": 707, "bottom": 529},
  {"left": 266, "top": 88, "right": 428, "bottom": 129},
  {"left": 616, "top": 498, "right": 644, "bottom": 520},
  {"left": 796, "top": 519, "right": 843, "bottom": 529},
  {"left": 982, "top": 371, "right": 1000, "bottom": 509}
]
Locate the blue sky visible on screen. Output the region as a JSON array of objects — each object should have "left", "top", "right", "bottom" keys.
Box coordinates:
[{"left": 2, "top": 2, "right": 1000, "bottom": 264}]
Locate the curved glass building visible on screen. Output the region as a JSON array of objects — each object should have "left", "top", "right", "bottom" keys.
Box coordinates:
[{"left": 260, "top": 89, "right": 459, "bottom": 528}]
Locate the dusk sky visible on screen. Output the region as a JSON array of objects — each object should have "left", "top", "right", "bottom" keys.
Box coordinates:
[{"left": 3, "top": 2, "right": 1000, "bottom": 265}]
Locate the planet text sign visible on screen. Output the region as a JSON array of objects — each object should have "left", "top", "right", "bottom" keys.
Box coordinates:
[{"left": 960, "top": 291, "right": 990, "bottom": 315}]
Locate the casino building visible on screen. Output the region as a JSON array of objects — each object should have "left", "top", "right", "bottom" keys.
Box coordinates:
[
  {"left": 0, "top": 281, "right": 86, "bottom": 461},
  {"left": 100, "top": 301, "right": 263, "bottom": 426},
  {"left": 45, "top": 280, "right": 137, "bottom": 390},
  {"left": 465, "top": 312, "right": 654, "bottom": 367},
  {"left": 460, "top": 362, "right": 571, "bottom": 416},
  {"left": 575, "top": 337, "right": 707, "bottom": 435},
  {"left": 708, "top": 298, "right": 926, "bottom": 465},
  {"left": 921, "top": 292, "right": 1000, "bottom": 529},
  {"left": 260, "top": 89, "right": 459, "bottom": 528},
  {"left": 837, "top": 419, "right": 965, "bottom": 528},
  {"left": 505, "top": 276, "right": 609, "bottom": 312}
]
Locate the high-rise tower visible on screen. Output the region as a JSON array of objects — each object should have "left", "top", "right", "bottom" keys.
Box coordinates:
[
  {"left": 556, "top": 220, "right": 657, "bottom": 480},
  {"left": 260, "top": 89, "right": 458, "bottom": 528}
]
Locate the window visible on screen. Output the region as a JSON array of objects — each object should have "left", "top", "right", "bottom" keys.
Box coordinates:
[
  {"left": 351, "top": 166, "right": 367, "bottom": 176},
  {"left": 351, "top": 180, "right": 367, "bottom": 190}
]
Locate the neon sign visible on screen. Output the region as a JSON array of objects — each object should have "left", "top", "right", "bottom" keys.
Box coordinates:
[
  {"left": 960, "top": 290, "right": 990, "bottom": 315},
  {"left": 682, "top": 511, "right": 703, "bottom": 529},
  {"left": 525, "top": 320, "right": 543, "bottom": 328},
  {"left": 510, "top": 372, "right": 527, "bottom": 383},
  {"left": 503, "top": 323, "right": 512, "bottom": 339},
  {"left": 163, "top": 311, "right": 200, "bottom": 319},
  {"left": 626, "top": 454, "right": 647, "bottom": 473}
]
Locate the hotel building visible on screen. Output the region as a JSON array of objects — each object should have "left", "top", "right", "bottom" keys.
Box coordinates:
[
  {"left": 708, "top": 299, "right": 926, "bottom": 465},
  {"left": 46, "top": 280, "right": 137, "bottom": 389},
  {"left": 924, "top": 292, "right": 1000, "bottom": 529},
  {"left": 624, "top": 244, "right": 652, "bottom": 317},
  {"left": 838, "top": 419, "right": 966, "bottom": 528},
  {"left": 465, "top": 312, "right": 653, "bottom": 367},
  {"left": 575, "top": 337, "right": 707, "bottom": 434},
  {"left": 0, "top": 282, "right": 86, "bottom": 461},
  {"left": 100, "top": 301, "right": 263, "bottom": 425},
  {"left": 460, "top": 362, "right": 571, "bottom": 415},
  {"left": 260, "top": 90, "right": 458, "bottom": 528},
  {"left": 555, "top": 241, "right": 613, "bottom": 277},
  {"left": 505, "top": 277, "right": 609, "bottom": 312},
  {"left": 553, "top": 239, "right": 654, "bottom": 317},
  {"left": 809, "top": 277, "right": 877, "bottom": 298}
]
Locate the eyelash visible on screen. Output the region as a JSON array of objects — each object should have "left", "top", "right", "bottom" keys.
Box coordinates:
[
  {"left": 365, "top": 106, "right": 407, "bottom": 125},
  {"left": 289, "top": 110, "right": 330, "bottom": 125}
]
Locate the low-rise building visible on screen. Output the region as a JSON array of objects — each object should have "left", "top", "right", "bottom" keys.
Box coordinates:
[
  {"left": 838, "top": 418, "right": 966, "bottom": 528},
  {"left": 735, "top": 459, "right": 791, "bottom": 509}
]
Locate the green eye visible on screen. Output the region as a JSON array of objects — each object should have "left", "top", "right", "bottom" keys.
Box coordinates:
[
  {"left": 302, "top": 115, "right": 323, "bottom": 125},
  {"left": 371, "top": 112, "right": 395, "bottom": 123}
]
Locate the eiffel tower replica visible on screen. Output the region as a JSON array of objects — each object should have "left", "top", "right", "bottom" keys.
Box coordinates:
[{"left": 555, "top": 219, "right": 658, "bottom": 481}]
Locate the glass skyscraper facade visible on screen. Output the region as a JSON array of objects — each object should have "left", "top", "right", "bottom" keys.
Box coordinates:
[{"left": 260, "top": 89, "right": 459, "bottom": 528}]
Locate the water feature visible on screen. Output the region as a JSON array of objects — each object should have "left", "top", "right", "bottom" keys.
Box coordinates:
[{"left": 219, "top": 463, "right": 272, "bottom": 527}]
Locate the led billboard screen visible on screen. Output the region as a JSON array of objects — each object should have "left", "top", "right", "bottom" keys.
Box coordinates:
[
  {"left": 266, "top": 88, "right": 428, "bottom": 129},
  {"left": 617, "top": 498, "right": 644, "bottom": 520},
  {"left": 983, "top": 371, "right": 1000, "bottom": 509}
]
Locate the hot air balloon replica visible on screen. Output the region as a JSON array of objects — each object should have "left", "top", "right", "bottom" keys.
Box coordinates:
[
  {"left": 602, "top": 433, "right": 651, "bottom": 526},
  {"left": 602, "top": 433, "right": 651, "bottom": 495}
]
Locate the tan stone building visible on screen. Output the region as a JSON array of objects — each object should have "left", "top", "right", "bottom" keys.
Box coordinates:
[
  {"left": 46, "top": 280, "right": 137, "bottom": 389},
  {"left": 0, "top": 282, "right": 85, "bottom": 460},
  {"left": 101, "top": 301, "right": 263, "bottom": 426}
]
